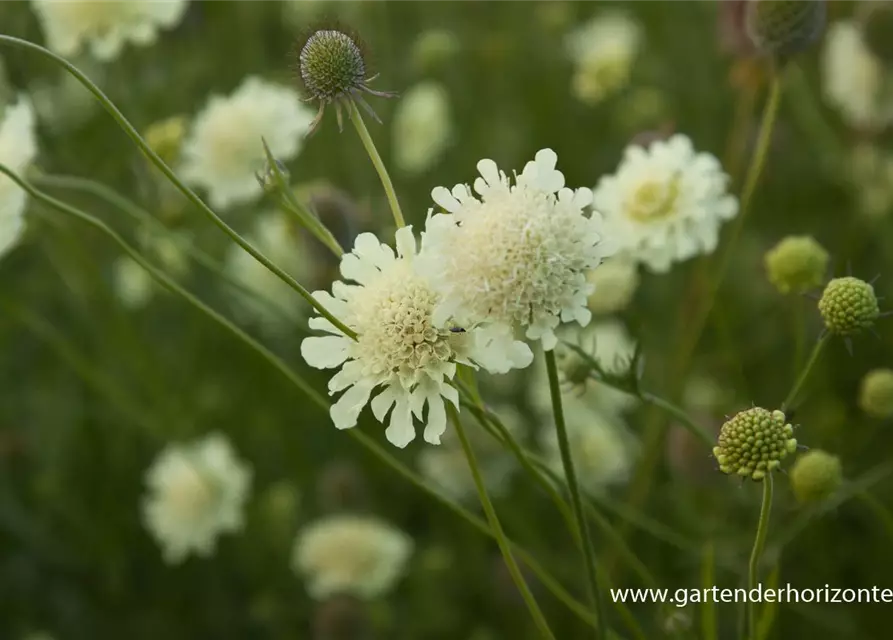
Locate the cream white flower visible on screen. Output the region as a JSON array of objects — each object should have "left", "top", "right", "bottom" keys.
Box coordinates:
[
  {"left": 302, "top": 227, "right": 532, "bottom": 448},
  {"left": 224, "top": 211, "right": 314, "bottom": 330},
  {"left": 292, "top": 514, "right": 413, "bottom": 600},
  {"left": 586, "top": 255, "right": 639, "bottom": 315},
  {"left": 566, "top": 13, "right": 642, "bottom": 106},
  {"left": 848, "top": 143, "right": 893, "bottom": 219},
  {"left": 593, "top": 134, "right": 738, "bottom": 273},
  {"left": 112, "top": 255, "right": 153, "bottom": 309},
  {"left": 142, "top": 432, "right": 252, "bottom": 564},
  {"left": 419, "top": 149, "right": 613, "bottom": 351},
  {"left": 0, "top": 96, "right": 38, "bottom": 259},
  {"left": 31, "top": 0, "right": 188, "bottom": 61},
  {"left": 393, "top": 81, "right": 452, "bottom": 175},
  {"left": 418, "top": 405, "right": 523, "bottom": 503},
  {"left": 180, "top": 77, "right": 314, "bottom": 210},
  {"left": 822, "top": 21, "right": 893, "bottom": 131}
]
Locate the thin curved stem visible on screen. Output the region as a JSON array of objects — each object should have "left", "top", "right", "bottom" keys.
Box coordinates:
[
  {"left": 545, "top": 350, "right": 605, "bottom": 639},
  {"left": 4, "top": 165, "right": 596, "bottom": 629},
  {"left": 0, "top": 35, "right": 355, "bottom": 340},
  {"left": 781, "top": 333, "right": 829, "bottom": 412},
  {"left": 448, "top": 404, "right": 556, "bottom": 640},
  {"left": 639, "top": 390, "right": 714, "bottom": 449},
  {"left": 347, "top": 100, "right": 406, "bottom": 229},
  {"left": 747, "top": 476, "right": 774, "bottom": 640}
]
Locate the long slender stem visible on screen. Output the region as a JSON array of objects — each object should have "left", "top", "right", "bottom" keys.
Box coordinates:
[
  {"left": 448, "top": 404, "right": 556, "bottom": 640},
  {"left": 640, "top": 390, "right": 713, "bottom": 448},
  {"left": 781, "top": 333, "right": 829, "bottom": 412},
  {"left": 347, "top": 100, "right": 406, "bottom": 229},
  {"left": 7, "top": 165, "right": 597, "bottom": 629},
  {"left": 747, "top": 476, "right": 774, "bottom": 640},
  {"left": 0, "top": 35, "right": 355, "bottom": 340},
  {"left": 544, "top": 350, "right": 605, "bottom": 638}
]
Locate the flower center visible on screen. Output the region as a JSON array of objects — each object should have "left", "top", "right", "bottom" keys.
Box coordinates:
[
  {"left": 626, "top": 177, "right": 681, "bottom": 222},
  {"left": 167, "top": 462, "right": 214, "bottom": 518}
]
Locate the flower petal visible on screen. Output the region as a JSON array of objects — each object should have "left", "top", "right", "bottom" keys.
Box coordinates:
[
  {"left": 301, "top": 336, "right": 351, "bottom": 369},
  {"left": 423, "top": 394, "right": 447, "bottom": 445},
  {"left": 385, "top": 396, "right": 416, "bottom": 448},
  {"left": 330, "top": 381, "right": 374, "bottom": 430}
]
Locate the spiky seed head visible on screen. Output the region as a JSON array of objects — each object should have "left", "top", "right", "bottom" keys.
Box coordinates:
[
  {"left": 713, "top": 407, "right": 797, "bottom": 481},
  {"left": 790, "top": 450, "right": 842, "bottom": 503},
  {"left": 764, "top": 235, "right": 829, "bottom": 294},
  {"left": 299, "top": 29, "right": 367, "bottom": 103},
  {"left": 858, "top": 368, "right": 893, "bottom": 419},
  {"left": 864, "top": 4, "right": 893, "bottom": 65},
  {"left": 818, "top": 277, "right": 880, "bottom": 336},
  {"left": 745, "top": 0, "right": 826, "bottom": 59}
]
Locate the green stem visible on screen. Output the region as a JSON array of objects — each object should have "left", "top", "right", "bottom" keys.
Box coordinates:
[
  {"left": 781, "top": 333, "right": 829, "bottom": 412},
  {"left": 3, "top": 165, "right": 596, "bottom": 630},
  {"left": 792, "top": 295, "right": 806, "bottom": 374},
  {"left": 747, "top": 476, "right": 774, "bottom": 640},
  {"left": 544, "top": 350, "right": 605, "bottom": 638},
  {"left": 448, "top": 404, "right": 556, "bottom": 640},
  {"left": 639, "top": 390, "right": 713, "bottom": 449},
  {"left": 0, "top": 35, "right": 355, "bottom": 340},
  {"left": 347, "top": 100, "right": 405, "bottom": 229}
]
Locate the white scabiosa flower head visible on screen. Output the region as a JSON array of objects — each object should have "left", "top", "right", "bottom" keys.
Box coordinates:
[
  {"left": 392, "top": 81, "right": 452, "bottom": 175},
  {"left": 586, "top": 254, "right": 640, "bottom": 315},
  {"left": 301, "top": 227, "right": 532, "bottom": 448},
  {"left": 418, "top": 405, "right": 523, "bottom": 503},
  {"left": 224, "top": 211, "right": 314, "bottom": 332},
  {"left": 142, "top": 433, "right": 252, "bottom": 564},
  {"left": 566, "top": 12, "right": 642, "bottom": 106},
  {"left": 179, "top": 77, "right": 315, "bottom": 210},
  {"left": 292, "top": 514, "right": 413, "bottom": 600},
  {"left": 31, "top": 0, "right": 189, "bottom": 61},
  {"left": 593, "top": 134, "right": 738, "bottom": 273},
  {"left": 822, "top": 21, "right": 893, "bottom": 131},
  {"left": 419, "top": 149, "right": 613, "bottom": 351},
  {"left": 0, "top": 96, "right": 38, "bottom": 260}
]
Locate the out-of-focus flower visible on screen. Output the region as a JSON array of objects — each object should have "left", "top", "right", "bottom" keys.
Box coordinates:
[
  {"left": 790, "top": 449, "right": 842, "bottom": 503},
  {"left": 292, "top": 514, "right": 413, "bottom": 600},
  {"left": 31, "top": 0, "right": 189, "bottom": 61},
  {"left": 848, "top": 144, "right": 893, "bottom": 219},
  {"left": 142, "top": 432, "right": 252, "bottom": 563},
  {"left": 822, "top": 20, "right": 893, "bottom": 131},
  {"left": 418, "top": 405, "right": 523, "bottom": 503},
  {"left": 112, "top": 255, "right": 154, "bottom": 309},
  {"left": 586, "top": 255, "right": 639, "bottom": 316},
  {"left": 745, "top": 0, "right": 826, "bottom": 60},
  {"left": 858, "top": 368, "right": 893, "bottom": 418},
  {"left": 392, "top": 81, "right": 452, "bottom": 175},
  {"left": 223, "top": 211, "right": 314, "bottom": 331},
  {"left": 566, "top": 13, "right": 642, "bottom": 106},
  {"left": 144, "top": 115, "right": 188, "bottom": 166},
  {"left": 180, "top": 77, "right": 314, "bottom": 209},
  {"left": 410, "top": 29, "right": 461, "bottom": 72},
  {"left": 764, "top": 235, "right": 829, "bottom": 295},
  {"left": 420, "top": 149, "right": 613, "bottom": 350},
  {"left": 301, "top": 227, "right": 532, "bottom": 448},
  {"left": 593, "top": 134, "right": 738, "bottom": 273},
  {"left": 0, "top": 96, "right": 37, "bottom": 260}
]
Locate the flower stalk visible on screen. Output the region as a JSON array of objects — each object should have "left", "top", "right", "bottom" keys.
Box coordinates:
[{"left": 747, "top": 475, "right": 774, "bottom": 640}]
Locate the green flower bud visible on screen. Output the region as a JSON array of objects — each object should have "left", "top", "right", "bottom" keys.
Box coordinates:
[
  {"left": 859, "top": 368, "right": 893, "bottom": 418},
  {"left": 764, "top": 235, "right": 829, "bottom": 294},
  {"left": 745, "top": 0, "right": 826, "bottom": 59},
  {"left": 818, "top": 277, "right": 880, "bottom": 336},
  {"left": 790, "top": 450, "right": 842, "bottom": 503},
  {"left": 713, "top": 407, "right": 797, "bottom": 481}
]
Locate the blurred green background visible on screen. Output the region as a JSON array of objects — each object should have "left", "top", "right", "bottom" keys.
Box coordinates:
[{"left": 1, "top": 1, "right": 892, "bottom": 639}]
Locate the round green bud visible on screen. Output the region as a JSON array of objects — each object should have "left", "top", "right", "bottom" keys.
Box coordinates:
[
  {"left": 299, "top": 30, "right": 367, "bottom": 102},
  {"left": 858, "top": 368, "right": 893, "bottom": 418},
  {"left": 745, "top": 0, "right": 826, "bottom": 59},
  {"left": 789, "top": 450, "right": 842, "bottom": 503},
  {"left": 864, "top": 5, "right": 893, "bottom": 65},
  {"left": 713, "top": 407, "right": 797, "bottom": 481},
  {"left": 818, "top": 277, "right": 880, "bottom": 336},
  {"left": 764, "top": 235, "right": 829, "bottom": 294}
]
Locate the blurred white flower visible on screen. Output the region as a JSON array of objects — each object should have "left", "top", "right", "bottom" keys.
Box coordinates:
[
  {"left": 112, "top": 255, "right": 154, "bottom": 309},
  {"left": 418, "top": 405, "right": 523, "bottom": 503},
  {"left": 301, "top": 227, "right": 532, "bottom": 448},
  {"left": 848, "top": 143, "right": 893, "bottom": 219},
  {"left": 566, "top": 13, "right": 642, "bottom": 106},
  {"left": 0, "top": 96, "right": 38, "bottom": 260},
  {"left": 29, "top": 60, "right": 104, "bottom": 133},
  {"left": 393, "top": 81, "right": 452, "bottom": 175},
  {"left": 31, "top": 0, "right": 189, "bottom": 61},
  {"left": 822, "top": 21, "right": 893, "bottom": 131},
  {"left": 419, "top": 149, "right": 613, "bottom": 351},
  {"left": 293, "top": 514, "right": 413, "bottom": 600},
  {"left": 593, "top": 134, "right": 738, "bottom": 273},
  {"left": 142, "top": 432, "right": 252, "bottom": 564},
  {"left": 112, "top": 230, "right": 190, "bottom": 309},
  {"left": 586, "top": 255, "right": 639, "bottom": 315},
  {"left": 224, "top": 211, "right": 313, "bottom": 330},
  {"left": 180, "top": 77, "right": 314, "bottom": 210}
]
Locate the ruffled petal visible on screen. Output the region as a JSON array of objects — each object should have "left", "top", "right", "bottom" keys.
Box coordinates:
[
  {"left": 423, "top": 393, "right": 447, "bottom": 445},
  {"left": 330, "top": 381, "right": 374, "bottom": 430},
  {"left": 371, "top": 385, "right": 399, "bottom": 422},
  {"left": 432, "top": 185, "right": 461, "bottom": 212},
  {"left": 385, "top": 396, "right": 416, "bottom": 448}
]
